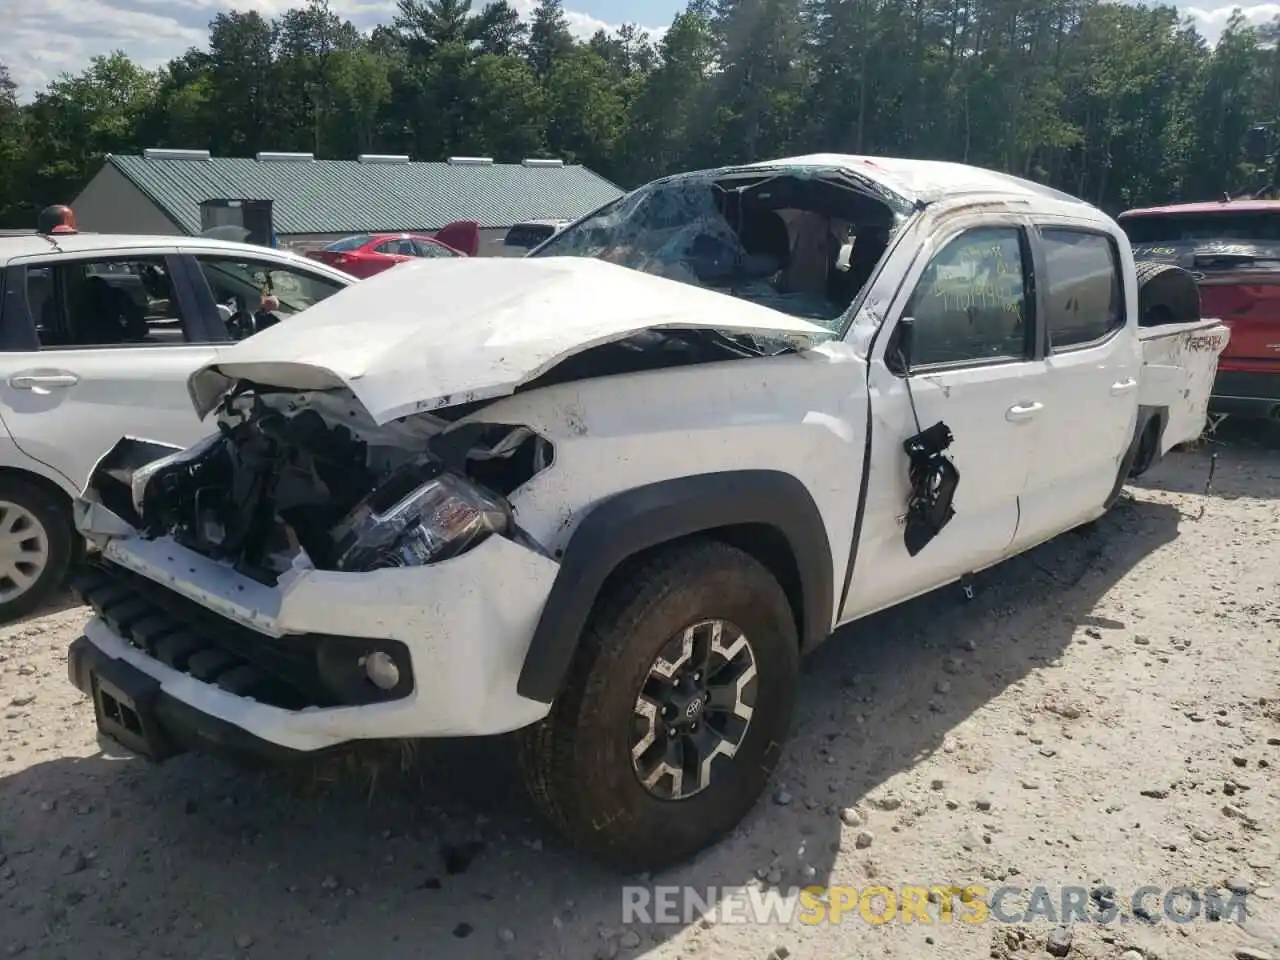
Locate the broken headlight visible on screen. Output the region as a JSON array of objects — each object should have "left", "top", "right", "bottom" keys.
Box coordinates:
[
  {"left": 329, "top": 467, "right": 510, "bottom": 572},
  {"left": 130, "top": 432, "right": 226, "bottom": 518}
]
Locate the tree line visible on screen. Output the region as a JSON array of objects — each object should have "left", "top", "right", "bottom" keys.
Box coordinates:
[{"left": 1, "top": 0, "right": 1279, "bottom": 229}]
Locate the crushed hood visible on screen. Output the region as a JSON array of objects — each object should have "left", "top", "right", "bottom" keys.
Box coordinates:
[{"left": 189, "top": 256, "right": 830, "bottom": 424}]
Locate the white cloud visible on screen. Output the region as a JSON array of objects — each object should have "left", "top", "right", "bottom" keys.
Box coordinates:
[
  {"left": 0, "top": 0, "right": 666, "bottom": 101},
  {"left": 2, "top": 0, "right": 205, "bottom": 96},
  {"left": 507, "top": 0, "right": 645, "bottom": 40},
  {"left": 1184, "top": 3, "right": 1279, "bottom": 41}
]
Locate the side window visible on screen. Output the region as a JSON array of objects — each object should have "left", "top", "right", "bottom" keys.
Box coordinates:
[
  {"left": 412, "top": 239, "right": 455, "bottom": 258},
  {"left": 505, "top": 225, "right": 549, "bottom": 248},
  {"left": 32, "top": 257, "right": 191, "bottom": 348},
  {"left": 376, "top": 239, "right": 413, "bottom": 256},
  {"left": 904, "top": 227, "right": 1030, "bottom": 367},
  {"left": 1041, "top": 229, "right": 1123, "bottom": 349},
  {"left": 194, "top": 257, "right": 345, "bottom": 340}
]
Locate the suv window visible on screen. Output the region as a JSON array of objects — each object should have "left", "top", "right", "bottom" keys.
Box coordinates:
[
  {"left": 505, "top": 223, "right": 556, "bottom": 248},
  {"left": 29, "top": 257, "right": 191, "bottom": 348},
  {"left": 1041, "top": 229, "right": 1123, "bottom": 349},
  {"left": 194, "top": 256, "right": 345, "bottom": 340},
  {"left": 904, "top": 227, "right": 1030, "bottom": 367},
  {"left": 1120, "top": 210, "right": 1280, "bottom": 244}
]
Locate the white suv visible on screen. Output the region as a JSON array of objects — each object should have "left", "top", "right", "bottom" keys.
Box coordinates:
[{"left": 0, "top": 232, "right": 353, "bottom": 620}]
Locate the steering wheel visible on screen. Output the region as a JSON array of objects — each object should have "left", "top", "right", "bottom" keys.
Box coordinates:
[{"left": 224, "top": 299, "right": 255, "bottom": 339}]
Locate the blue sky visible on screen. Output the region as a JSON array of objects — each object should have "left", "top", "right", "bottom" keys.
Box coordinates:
[{"left": 2, "top": 0, "right": 1277, "bottom": 100}]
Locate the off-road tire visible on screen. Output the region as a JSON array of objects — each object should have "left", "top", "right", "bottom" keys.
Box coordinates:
[
  {"left": 517, "top": 538, "right": 800, "bottom": 871},
  {"left": 1134, "top": 260, "right": 1200, "bottom": 327},
  {"left": 0, "top": 475, "right": 74, "bottom": 624}
]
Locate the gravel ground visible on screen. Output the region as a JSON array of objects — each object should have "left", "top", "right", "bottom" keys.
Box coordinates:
[{"left": 1, "top": 423, "right": 1278, "bottom": 960}]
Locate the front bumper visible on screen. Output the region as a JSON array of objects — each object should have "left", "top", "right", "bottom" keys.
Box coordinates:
[
  {"left": 68, "top": 634, "right": 309, "bottom": 764},
  {"left": 68, "top": 532, "right": 560, "bottom": 759}
]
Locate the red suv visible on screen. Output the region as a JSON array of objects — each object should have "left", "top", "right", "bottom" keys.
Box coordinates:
[{"left": 1118, "top": 201, "right": 1280, "bottom": 420}]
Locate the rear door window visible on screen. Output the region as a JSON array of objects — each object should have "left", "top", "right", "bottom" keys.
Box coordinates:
[
  {"left": 1040, "top": 230, "right": 1124, "bottom": 350},
  {"left": 26, "top": 257, "right": 195, "bottom": 348}
]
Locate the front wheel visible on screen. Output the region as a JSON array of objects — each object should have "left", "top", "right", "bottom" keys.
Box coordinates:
[
  {"left": 0, "top": 476, "right": 73, "bottom": 624},
  {"left": 518, "top": 539, "right": 800, "bottom": 871}
]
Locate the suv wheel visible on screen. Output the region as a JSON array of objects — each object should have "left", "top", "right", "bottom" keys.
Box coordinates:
[
  {"left": 518, "top": 538, "right": 799, "bottom": 871},
  {"left": 0, "top": 476, "right": 73, "bottom": 624}
]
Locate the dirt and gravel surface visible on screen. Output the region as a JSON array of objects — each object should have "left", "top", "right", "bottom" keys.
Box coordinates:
[{"left": 1, "top": 423, "right": 1277, "bottom": 960}]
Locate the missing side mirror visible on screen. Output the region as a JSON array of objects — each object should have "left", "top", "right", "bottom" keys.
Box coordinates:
[{"left": 888, "top": 316, "right": 914, "bottom": 375}]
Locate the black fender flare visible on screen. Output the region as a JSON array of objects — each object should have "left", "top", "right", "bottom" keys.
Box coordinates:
[
  {"left": 1106, "top": 404, "right": 1167, "bottom": 508},
  {"left": 516, "top": 470, "right": 834, "bottom": 704}
]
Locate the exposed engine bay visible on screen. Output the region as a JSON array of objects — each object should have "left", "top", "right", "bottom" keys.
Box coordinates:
[{"left": 117, "top": 382, "right": 553, "bottom": 585}]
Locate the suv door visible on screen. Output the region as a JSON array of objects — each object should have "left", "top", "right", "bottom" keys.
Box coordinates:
[
  {"left": 842, "top": 221, "right": 1045, "bottom": 620},
  {"left": 0, "top": 252, "right": 222, "bottom": 492},
  {"left": 1012, "top": 225, "right": 1138, "bottom": 546}
]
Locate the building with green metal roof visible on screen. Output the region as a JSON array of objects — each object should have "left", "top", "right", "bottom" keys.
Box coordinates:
[{"left": 71, "top": 149, "right": 624, "bottom": 255}]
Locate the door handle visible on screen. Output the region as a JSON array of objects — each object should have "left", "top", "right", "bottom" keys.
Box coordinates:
[
  {"left": 1110, "top": 377, "right": 1137, "bottom": 395},
  {"left": 9, "top": 373, "right": 79, "bottom": 390},
  {"left": 1006, "top": 401, "right": 1043, "bottom": 422}
]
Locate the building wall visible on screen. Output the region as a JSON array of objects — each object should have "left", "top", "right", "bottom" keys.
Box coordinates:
[{"left": 72, "top": 166, "right": 186, "bottom": 236}]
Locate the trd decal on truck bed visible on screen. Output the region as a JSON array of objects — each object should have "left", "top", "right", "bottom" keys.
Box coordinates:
[{"left": 1187, "top": 333, "right": 1227, "bottom": 352}]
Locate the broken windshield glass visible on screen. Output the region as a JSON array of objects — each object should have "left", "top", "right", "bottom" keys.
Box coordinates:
[{"left": 531, "top": 166, "right": 905, "bottom": 332}]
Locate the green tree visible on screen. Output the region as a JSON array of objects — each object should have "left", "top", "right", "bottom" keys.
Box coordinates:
[
  {"left": 25, "top": 53, "right": 157, "bottom": 205},
  {"left": 204, "top": 11, "right": 277, "bottom": 155},
  {"left": 545, "top": 46, "right": 624, "bottom": 170},
  {"left": 621, "top": 8, "right": 716, "bottom": 177},
  {"left": 394, "top": 0, "right": 526, "bottom": 56},
  {"left": 463, "top": 54, "right": 546, "bottom": 156},
  {"left": 528, "top": 0, "right": 576, "bottom": 78},
  {"left": 0, "top": 61, "right": 30, "bottom": 226},
  {"left": 273, "top": 0, "right": 363, "bottom": 154}
]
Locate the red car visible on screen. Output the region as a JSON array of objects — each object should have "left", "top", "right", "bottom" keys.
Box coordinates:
[
  {"left": 1118, "top": 200, "right": 1280, "bottom": 420},
  {"left": 307, "top": 221, "right": 480, "bottom": 278}
]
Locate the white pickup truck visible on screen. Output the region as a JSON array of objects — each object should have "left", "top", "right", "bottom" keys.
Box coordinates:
[{"left": 66, "top": 155, "right": 1228, "bottom": 872}]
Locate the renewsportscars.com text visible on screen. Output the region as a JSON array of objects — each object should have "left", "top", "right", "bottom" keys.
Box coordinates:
[{"left": 621, "top": 884, "right": 1250, "bottom": 926}]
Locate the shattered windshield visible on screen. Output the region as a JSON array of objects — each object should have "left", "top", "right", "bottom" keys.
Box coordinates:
[{"left": 530, "top": 167, "right": 906, "bottom": 332}]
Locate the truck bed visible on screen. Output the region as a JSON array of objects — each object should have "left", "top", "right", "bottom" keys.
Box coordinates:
[{"left": 1138, "top": 318, "right": 1231, "bottom": 452}]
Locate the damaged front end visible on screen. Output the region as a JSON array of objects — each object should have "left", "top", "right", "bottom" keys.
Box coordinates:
[
  {"left": 69, "top": 383, "right": 564, "bottom": 754},
  {"left": 84, "top": 382, "right": 553, "bottom": 585}
]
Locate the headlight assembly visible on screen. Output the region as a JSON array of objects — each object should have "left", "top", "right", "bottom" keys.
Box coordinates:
[{"left": 329, "top": 467, "right": 510, "bottom": 572}]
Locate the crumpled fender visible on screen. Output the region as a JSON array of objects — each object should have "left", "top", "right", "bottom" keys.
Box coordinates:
[{"left": 75, "top": 436, "right": 185, "bottom": 542}]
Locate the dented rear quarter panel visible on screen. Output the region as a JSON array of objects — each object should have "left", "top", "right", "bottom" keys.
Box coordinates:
[{"left": 1138, "top": 319, "right": 1231, "bottom": 451}]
